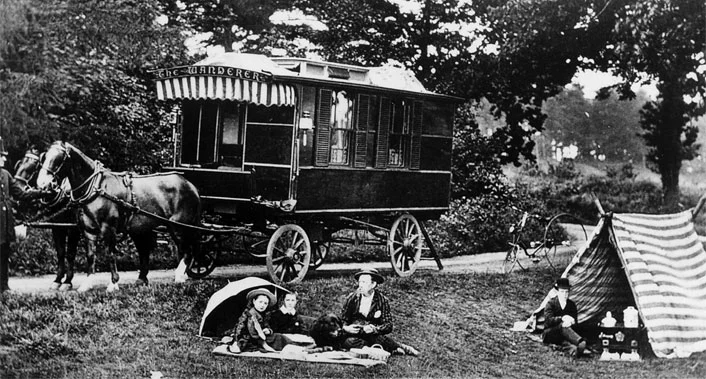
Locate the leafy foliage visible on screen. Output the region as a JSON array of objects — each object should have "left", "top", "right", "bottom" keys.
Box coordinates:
[
  {"left": 0, "top": 0, "right": 189, "bottom": 171},
  {"left": 543, "top": 85, "right": 649, "bottom": 162},
  {"left": 451, "top": 103, "right": 509, "bottom": 198},
  {"left": 588, "top": 0, "right": 706, "bottom": 208}
]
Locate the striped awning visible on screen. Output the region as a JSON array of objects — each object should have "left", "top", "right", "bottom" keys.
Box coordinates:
[
  {"left": 153, "top": 53, "right": 297, "bottom": 106},
  {"left": 155, "top": 74, "right": 296, "bottom": 106}
]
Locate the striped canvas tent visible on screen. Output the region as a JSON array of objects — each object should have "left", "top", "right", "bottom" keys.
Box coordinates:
[{"left": 531, "top": 210, "right": 706, "bottom": 358}]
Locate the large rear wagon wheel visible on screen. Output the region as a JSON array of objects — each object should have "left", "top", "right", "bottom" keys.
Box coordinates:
[
  {"left": 388, "top": 214, "right": 423, "bottom": 277},
  {"left": 266, "top": 224, "right": 311, "bottom": 285}
]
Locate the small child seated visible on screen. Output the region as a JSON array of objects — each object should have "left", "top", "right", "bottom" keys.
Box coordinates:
[
  {"left": 232, "top": 288, "right": 291, "bottom": 352},
  {"left": 268, "top": 292, "right": 306, "bottom": 334}
]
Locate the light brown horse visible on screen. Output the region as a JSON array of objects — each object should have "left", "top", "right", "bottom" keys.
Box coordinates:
[
  {"left": 14, "top": 147, "right": 82, "bottom": 291},
  {"left": 36, "top": 141, "right": 202, "bottom": 292}
]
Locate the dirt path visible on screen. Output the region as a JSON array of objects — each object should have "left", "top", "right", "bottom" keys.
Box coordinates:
[{"left": 6, "top": 224, "right": 591, "bottom": 294}]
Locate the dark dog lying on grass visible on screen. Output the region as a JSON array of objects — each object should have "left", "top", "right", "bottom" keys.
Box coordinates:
[{"left": 307, "top": 313, "right": 345, "bottom": 353}]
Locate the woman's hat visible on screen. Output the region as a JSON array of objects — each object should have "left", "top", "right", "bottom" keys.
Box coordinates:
[
  {"left": 246, "top": 288, "right": 277, "bottom": 308},
  {"left": 554, "top": 278, "right": 571, "bottom": 290},
  {"left": 354, "top": 268, "right": 385, "bottom": 284}
]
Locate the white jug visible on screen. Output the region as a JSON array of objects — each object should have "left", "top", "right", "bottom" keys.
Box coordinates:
[
  {"left": 601, "top": 311, "right": 616, "bottom": 327},
  {"left": 623, "top": 306, "right": 639, "bottom": 328}
]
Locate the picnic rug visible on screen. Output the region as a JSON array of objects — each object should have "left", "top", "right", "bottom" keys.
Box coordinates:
[{"left": 212, "top": 344, "right": 386, "bottom": 368}]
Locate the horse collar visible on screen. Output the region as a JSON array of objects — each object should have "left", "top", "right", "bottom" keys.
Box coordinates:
[{"left": 70, "top": 170, "right": 103, "bottom": 205}]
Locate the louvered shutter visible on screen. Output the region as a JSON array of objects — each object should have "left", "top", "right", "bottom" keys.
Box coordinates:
[
  {"left": 354, "top": 94, "right": 370, "bottom": 168},
  {"left": 410, "top": 100, "right": 423, "bottom": 170},
  {"left": 315, "top": 89, "right": 332, "bottom": 166},
  {"left": 375, "top": 97, "right": 391, "bottom": 169}
]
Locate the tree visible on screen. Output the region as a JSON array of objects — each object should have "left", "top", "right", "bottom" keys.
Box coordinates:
[
  {"left": 543, "top": 85, "right": 648, "bottom": 162},
  {"left": 0, "top": 0, "right": 189, "bottom": 171},
  {"left": 589, "top": 0, "right": 705, "bottom": 209}
]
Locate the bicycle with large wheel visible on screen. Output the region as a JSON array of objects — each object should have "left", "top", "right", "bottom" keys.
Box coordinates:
[{"left": 502, "top": 206, "right": 587, "bottom": 274}]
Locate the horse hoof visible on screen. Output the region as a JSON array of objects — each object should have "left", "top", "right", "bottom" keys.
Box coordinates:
[
  {"left": 135, "top": 278, "right": 149, "bottom": 286},
  {"left": 49, "top": 282, "right": 61, "bottom": 291},
  {"left": 59, "top": 283, "right": 73, "bottom": 291},
  {"left": 106, "top": 283, "right": 120, "bottom": 292}
]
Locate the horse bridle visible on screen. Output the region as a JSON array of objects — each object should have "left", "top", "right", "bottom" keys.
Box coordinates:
[
  {"left": 40, "top": 143, "right": 70, "bottom": 182},
  {"left": 14, "top": 151, "right": 41, "bottom": 188}
]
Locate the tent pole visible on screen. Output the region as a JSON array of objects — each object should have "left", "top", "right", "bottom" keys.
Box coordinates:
[
  {"left": 692, "top": 193, "right": 706, "bottom": 217},
  {"left": 591, "top": 192, "right": 605, "bottom": 216}
]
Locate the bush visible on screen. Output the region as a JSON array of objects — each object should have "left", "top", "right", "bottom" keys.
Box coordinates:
[
  {"left": 606, "top": 162, "right": 637, "bottom": 181},
  {"left": 427, "top": 189, "right": 560, "bottom": 257}
]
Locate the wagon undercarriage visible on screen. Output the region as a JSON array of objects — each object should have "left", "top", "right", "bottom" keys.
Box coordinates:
[{"left": 192, "top": 212, "right": 444, "bottom": 286}]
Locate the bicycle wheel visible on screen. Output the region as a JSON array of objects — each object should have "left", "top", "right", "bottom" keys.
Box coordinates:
[
  {"left": 503, "top": 243, "right": 527, "bottom": 274},
  {"left": 542, "top": 213, "right": 586, "bottom": 271}
]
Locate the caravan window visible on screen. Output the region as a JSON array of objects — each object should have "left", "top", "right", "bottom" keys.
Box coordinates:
[
  {"left": 179, "top": 101, "right": 245, "bottom": 168},
  {"left": 329, "top": 90, "right": 354, "bottom": 165},
  {"left": 388, "top": 100, "right": 411, "bottom": 167}
]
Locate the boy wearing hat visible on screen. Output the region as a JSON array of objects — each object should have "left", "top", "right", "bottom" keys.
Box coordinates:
[
  {"left": 340, "top": 268, "right": 420, "bottom": 356},
  {"left": 0, "top": 138, "right": 51, "bottom": 292},
  {"left": 543, "top": 277, "right": 588, "bottom": 357}
]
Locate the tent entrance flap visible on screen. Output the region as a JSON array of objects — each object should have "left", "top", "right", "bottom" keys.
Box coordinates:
[{"left": 529, "top": 211, "right": 706, "bottom": 359}]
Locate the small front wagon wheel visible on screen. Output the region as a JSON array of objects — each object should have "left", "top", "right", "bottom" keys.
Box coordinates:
[
  {"left": 266, "top": 224, "right": 311, "bottom": 285},
  {"left": 186, "top": 234, "right": 219, "bottom": 279},
  {"left": 388, "top": 214, "right": 423, "bottom": 277},
  {"left": 309, "top": 241, "right": 329, "bottom": 270}
]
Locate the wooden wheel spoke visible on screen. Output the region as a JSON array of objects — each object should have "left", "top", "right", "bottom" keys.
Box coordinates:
[
  {"left": 395, "top": 251, "right": 404, "bottom": 267},
  {"left": 292, "top": 236, "right": 305, "bottom": 250},
  {"left": 272, "top": 245, "right": 287, "bottom": 256},
  {"left": 404, "top": 220, "right": 413, "bottom": 236},
  {"left": 271, "top": 256, "right": 286, "bottom": 263},
  {"left": 278, "top": 263, "right": 289, "bottom": 281}
]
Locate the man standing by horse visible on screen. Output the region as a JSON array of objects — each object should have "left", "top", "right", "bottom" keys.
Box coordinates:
[{"left": 0, "top": 138, "right": 52, "bottom": 292}]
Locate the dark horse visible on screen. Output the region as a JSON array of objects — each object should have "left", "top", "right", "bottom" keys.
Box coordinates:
[
  {"left": 14, "top": 147, "right": 82, "bottom": 291},
  {"left": 36, "top": 141, "right": 202, "bottom": 292}
]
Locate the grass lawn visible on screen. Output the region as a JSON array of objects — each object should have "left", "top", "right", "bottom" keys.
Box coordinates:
[{"left": 1, "top": 267, "right": 705, "bottom": 378}]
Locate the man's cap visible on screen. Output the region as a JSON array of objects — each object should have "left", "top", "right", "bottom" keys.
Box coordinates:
[{"left": 354, "top": 268, "right": 384, "bottom": 284}]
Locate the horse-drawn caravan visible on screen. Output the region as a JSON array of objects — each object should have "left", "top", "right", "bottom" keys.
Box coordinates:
[{"left": 153, "top": 53, "right": 460, "bottom": 285}]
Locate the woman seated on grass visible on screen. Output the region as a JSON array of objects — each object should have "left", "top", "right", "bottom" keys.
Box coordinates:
[{"left": 231, "top": 288, "right": 292, "bottom": 353}]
